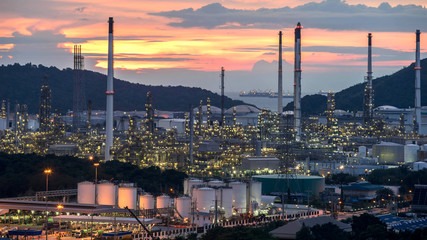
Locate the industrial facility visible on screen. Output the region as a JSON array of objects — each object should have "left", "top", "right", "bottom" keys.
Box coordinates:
[{"left": 0, "top": 15, "right": 425, "bottom": 240}]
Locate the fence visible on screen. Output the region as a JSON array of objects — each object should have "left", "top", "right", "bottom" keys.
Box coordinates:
[{"left": 132, "top": 210, "right": 323, "bottom": 240}]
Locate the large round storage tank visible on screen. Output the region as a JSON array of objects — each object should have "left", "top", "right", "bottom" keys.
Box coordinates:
[
  {"left": 250, "top": 181, "right": 262, "bottom": 205},
  {"left": 215, "top": 187, "right": 233, "bottom": 218},
  {"left": 118, "top": 186, "right": 137, "bottom": 210},
  {"left": 139, "top": 194, "right": 155, "bottom": 210},
  {"left": 208, "top": 180, "right": 225, "bottom": 187},
  {"left": 78, "top": 181, "right": 96, "bottom": 204},
  {"left": 195, "top": 187, "right": 215, "bottom": 213},
  {"left": 97, "top": 182, "right": 117, "bottom": 206},
  {"left": 184, "top": 179, "right": 203, "bottom": 197},
  {"left": 372, "top": 142, "right": 404, "bottom": 164},
  {"left": 175, "top": 196, "right": 191, "bottom": 219},
  {"left": 156, "top": 195, "right": 171, "bottom": 209},
  {"left": 229, "top": 182, "right": 247, "bottom": 213},
  {"left": 414, "top": 162, "right": 427, "bottom": 171},
  {"left": 404, "top": 144, "right": 419, "bottom": 163}
]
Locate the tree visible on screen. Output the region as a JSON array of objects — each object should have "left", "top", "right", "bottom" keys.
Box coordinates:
[
  {"left": 376, "top": 188, "right": 394, "bottom": 201},
  {"left": 310, "top": 223, "right": 349, "bottom": 240},
  {"left": 352, "top": 213, "right": 388, "bottom": 240},
  {"left": 296, "top": 224, "right": 313, "bottom": 240}
]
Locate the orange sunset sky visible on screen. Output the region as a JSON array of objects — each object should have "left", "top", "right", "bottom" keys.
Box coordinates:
[{"left": 0, "top": 0, "right": 426, "bottom": 94}]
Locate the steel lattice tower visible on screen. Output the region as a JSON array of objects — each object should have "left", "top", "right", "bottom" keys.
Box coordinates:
[
  {"left": 145, "top": 91, "right": 155, "bottom": 134},
  {"left": 73, "top": 45, "right": 86, "bottom": 133},
  {"left": 39, "top": 76, "right": 51, "bottom": 132},
  {"left": 363, "top": 33, "right": 374, "bottom": 127}
]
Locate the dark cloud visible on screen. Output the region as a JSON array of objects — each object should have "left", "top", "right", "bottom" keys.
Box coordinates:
[
  {"left": 74, "top": 7, "right": 87, "bottom": 13},
  {"left": 0, "top": 30, "right": 73, "bottom": 69},
  {"left": 150, "top": 0, "right": 427, "bottom": 31}
]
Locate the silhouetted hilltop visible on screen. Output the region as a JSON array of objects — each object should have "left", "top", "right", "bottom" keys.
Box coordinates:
[
  {"left": 0, "top": 63, "right": 245, "bottom": 113},
  {"left": 285, "top": 58, "right": 427, "bottom": 115}
]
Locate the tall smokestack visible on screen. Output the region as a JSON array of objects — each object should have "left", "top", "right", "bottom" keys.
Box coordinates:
[
  {"left": 414, "top": 29, "right": 421, "bottom": 133},
  {"left": 294, "top": 22, "right": 302, "bottom": 141},
  {"left": 363, "top": 33, "right": 374, "bottom": 126},
  {"left": 278, "top": 31, "right": 283, "bottom": 114},
  {"left": 221, "top": 67, "right": 225, "bottom": 126},
  {"left": 105, "top": 17, "right": 114, "bottom": 161}
]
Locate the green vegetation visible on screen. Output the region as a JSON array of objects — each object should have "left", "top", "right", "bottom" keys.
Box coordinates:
[
  {"left": 285, "top": 58, "right": 427, "bottom": 115},
  {"left": 296, "top": 213, "right": 427, "bottom": 240},
  {"left": 367, "top": 166, "right": 427, "bottom": 194},
  {"left": 0, "top": 152, "right": 187, "bottom": 198},
  {"left": 198, "top": 221, "right": 285, "bottom": 240},
  {"left": 325, "top": 173, "right": 358, "bottom": 185},
  {"left": 0, "top": 63, "right": 246, "bottom": 113}
]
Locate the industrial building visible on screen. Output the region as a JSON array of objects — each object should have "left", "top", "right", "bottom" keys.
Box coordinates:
[{"left": 252, "top": 174, "right": 325, "bottom": 196}]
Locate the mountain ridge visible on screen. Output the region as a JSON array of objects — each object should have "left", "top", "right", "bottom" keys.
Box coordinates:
[
  {"left": 284, "top": 58, "right": 427, "bottom": 115},
  {"left": 0, "top": 63, "right": 246, "bottom": 114}
]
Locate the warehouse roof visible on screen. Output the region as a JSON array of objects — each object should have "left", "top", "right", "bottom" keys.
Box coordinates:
[
  {"left": 342, "top": 182, "right": 383, "bottom": 191},
  {"left": 0, "top": 199, "right": 127, "bottom": 214},
  {"left": 253, "top": 174, "right": 324, "bottom": 180},
  {"left": 270, "top": 216, "right": 351, "bottom": 239}
]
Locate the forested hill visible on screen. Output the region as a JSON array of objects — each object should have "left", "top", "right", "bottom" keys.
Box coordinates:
[
  {"left": 284, "top": 58, "right": 427, "bottom": 115},
  {"left": 0, "top": 63, "right": 245, "bottom": 113}
]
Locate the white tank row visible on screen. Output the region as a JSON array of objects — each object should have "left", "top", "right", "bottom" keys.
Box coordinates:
[
  {"left": 77, "top": 182, "right": 172, "bottom": 210},
  {"left": 182, "top": 178, "right": 262, "bottom": 216},
  {"left": 78, "top": 179, "right": 263, "bottom": 219}
]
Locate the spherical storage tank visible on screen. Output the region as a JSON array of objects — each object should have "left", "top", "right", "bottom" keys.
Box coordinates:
[
  {"left": 175, "top": 196, "right": 191, "bottom": 219},
  {"left": 157, "top": 195, "right": 171, "bottom": 209},
  {"left": 215, "top": 187, "right": 233, "bottom": 218},
  {"left": 195, "top": 187, "right": 215, "bottom": 213},
  {"left": 184, "top": 178, "right": 203, "bottom": 197},
  {"left": 118, "top": 186, "right": 137, "bottom": 210},
  {"left": 208, "top": 180, "right": 225, "bottom": 187},
  {"left": 250, "top": 181, "right": 262, "bottom": 205},
  {"left": 139, "top": 194, "right": 154, "bottom": 210},
  {"left": 78, "top": 181, "right": 96, "bottom": 204},
  {"left": 229, "top": 182, "right": 247, "bottom": 213},
  {"left": 404, "top": 144, "right": 419, "bottom": 163}
]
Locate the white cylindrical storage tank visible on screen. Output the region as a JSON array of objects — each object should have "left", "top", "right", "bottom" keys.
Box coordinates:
[
  {"left": 196, "top": 187, "right": 215, "bottom": 213},
  {"left": 229, "top": 182, "right": 247, "bottom": 213},
  {"left": 184, "top": 179, "right": 203, "bottom": 197},
  {"left": 78, "top": 181, "right": 96, "bottom": 204},
  {"left": 414, "top": 162, "right": 427, "bottom": 171},
  {"left": 404, "top": 144, "right": 419, "bottom": 163},
  {"left": 97, "top": 182, "right": 117, "bottom": 206},
  {"left": 175, "top": 196, "right": 191, "bottom": 219},
  {"left": 250, "top": 181, "right": 262, "bottom": 205},
  {"left": 156, "top": 195, "right": 171, "bottom": 209},
  {"left": 358, "top": 146, "right": 367, "bottom": 157},
  {"left": 208, "top": 180, "right": 225, "bottom": 187},
  {"left": 422, "top": 144, "right": 427, "bottom": 151},
  {"left": 215, "top": 187, "right": 233, "bottom": 218},
  {"left": 139, "top": 194, "right": 155, "bottom": 210},
  {"left": 118, "top": 187, "right": 137, "bottom": 210}
]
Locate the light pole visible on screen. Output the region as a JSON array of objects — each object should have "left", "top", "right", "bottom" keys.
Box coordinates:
[
  {"left": 57, "top": 205, "right": 63, "bottom": 231},
  {"left": 44, "top": 169, "right": 52, "bottom": 240},
  {"left": 94, "top": 162, "right": 99, "bottom": 205}
]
